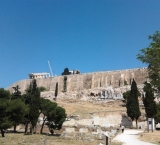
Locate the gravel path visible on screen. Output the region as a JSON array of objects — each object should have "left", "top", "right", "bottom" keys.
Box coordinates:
[{"left": 113, "top": 129, "right": 156, "bottom": 145}]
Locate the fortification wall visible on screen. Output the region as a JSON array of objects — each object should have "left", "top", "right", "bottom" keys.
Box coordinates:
[{"left": 6, "top": 67, "right": 148, "bottom": 93}]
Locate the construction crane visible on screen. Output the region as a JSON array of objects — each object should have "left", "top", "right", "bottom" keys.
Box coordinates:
[{"left": 48, "top": 61, "right": 54, "bottom": 77}]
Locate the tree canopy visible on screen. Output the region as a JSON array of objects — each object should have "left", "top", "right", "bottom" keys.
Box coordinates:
[
  {"left": 123, "top": 90, "right": 141, "bottom": 102},
  {"left": 123, "top": 90, "right": 130, "bottom": 101},
  {"left": 155, "top": 104, "right": 160, "bottom": 124},
  {"left": 61, "top": 68, "right": 71, "bottom": 75},
  {"left": 7, "top": 99, "right": 29, "bottom": 132},
  {"left": 137, "top": 31, "right": 160, "bottom": 92},
  {"left": 39, "top": 98, "right": 66, "bottom": 134},
  {"left": 0, "top": 88, "right": 12, "bottom": 137},
  {"left": 38, "top": 86, "right": 47, "bottom": 92}
]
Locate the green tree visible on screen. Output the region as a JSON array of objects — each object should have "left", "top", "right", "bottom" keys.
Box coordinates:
[
  {"left": 124, "top": 80, "right": 128, "bottom": 86},
  {"left": 137, "top": 31, "right": 160, "bottom": 92},
  {"left": 11, "top": 85, "right": 21, "bottom": 100},
  {"left": 39, "top": 98, "right": 66, "bottom": 134},
  {"left": 47, "top": 106, "right": 66, "bottom": 135},
  {"left": 155, "top": 104, "right": 160, "bottom": 123},
  {"left": 123, "top": 90, "right": 130, "bottom": 102},
  {"left": 54, "top": 106, "right": 66, "bottom": 129},
  {"left": 38, "top": 86, "right": 47, "bottom": 92},
  {"left": 0, "top": 88, "right": 12, "bottom": 137},
  {"left": 61, "top": 68, "right": 71, "bottom": 75},
  {"left": 8, "top": 85, "right": 29, "bottom": 132},
  {"left": 24, "top": 79, "right": 40, "bottom": 134},
  {"left": 0, "top": 88, "right": 11, "bottom": 100},
  {"left": 63, "top": 76, "right": 67, "bottom": 92},
  {"left": 123, "top": 90, "right": 141, "bottom": 102},
  {"left": 143, "top": 82, "right": 157, "bottom": 118},
  {"left": 55, "top": 82, "right": 58, "bottom": 100},
  {"left": 7, "top": 99, "right": 29, "bottom": 132},
  {"left": 39, "top": 98, "right": 57, "bottom": 134},
  {"left": 126, "top": 79, "right": 141, "bottom": 128}
]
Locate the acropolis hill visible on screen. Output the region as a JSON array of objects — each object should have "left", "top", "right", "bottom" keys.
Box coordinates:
[{"left": 6, "top": 67, "right": 148, "bottom": 94}]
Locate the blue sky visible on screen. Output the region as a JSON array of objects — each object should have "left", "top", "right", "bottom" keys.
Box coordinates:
[{"left": 0, "top": 0, "right": 160, "bottom": 88}]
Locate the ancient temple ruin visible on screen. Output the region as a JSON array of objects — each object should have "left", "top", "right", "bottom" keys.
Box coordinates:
[{"left": 28, "top": 72, "right": 50, "bottom": 79}]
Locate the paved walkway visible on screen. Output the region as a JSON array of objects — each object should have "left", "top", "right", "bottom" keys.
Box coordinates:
[{"left": 112, "top": 129, "right": 156, "bottom": 145}]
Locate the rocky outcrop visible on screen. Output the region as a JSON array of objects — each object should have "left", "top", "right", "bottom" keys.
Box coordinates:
[{"left": 39, "top": 84, "right": 145, "bottom": 101}]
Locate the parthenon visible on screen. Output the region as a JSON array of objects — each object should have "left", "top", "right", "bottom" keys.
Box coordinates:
[{"left": 28, "top": 72, "right": 50, "bottom": 79}]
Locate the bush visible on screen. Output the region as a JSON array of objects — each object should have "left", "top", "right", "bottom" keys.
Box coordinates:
[{"left": 38, "top": 87, "right": 47, "bottom": 92}]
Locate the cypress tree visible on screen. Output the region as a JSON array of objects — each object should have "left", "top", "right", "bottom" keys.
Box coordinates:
[
  {"left": 24, "top": 79, "right": 40, "bottom": 134},
  {"left": 55, "top": 82, "right": 58, "bottom": 100},
  {"left": 143, "top": 82, "right": 157, "bottom": 118},
  {"left": 63, "top": 76, "right": 67, "bottom": 92},
  {"left": 126, "top": 79, "right": 141, "bottom": 128}
]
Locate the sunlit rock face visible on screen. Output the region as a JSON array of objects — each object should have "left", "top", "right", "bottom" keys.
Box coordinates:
[{"left": 6, "top": 68, "right": 148, "bottom": 97}]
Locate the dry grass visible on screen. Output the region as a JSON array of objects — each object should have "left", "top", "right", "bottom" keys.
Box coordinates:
[
  {"left": 139, "top": 130, "right": 160, "bottom": 145},
  {"left": 0, "top": 133, "right": 122, "bottom": 145},
  {"left": 57, "top": 99, "right": 126, "bottom": 116}
]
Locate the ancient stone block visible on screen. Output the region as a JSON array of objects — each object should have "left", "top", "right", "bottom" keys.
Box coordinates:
[
  {"left": 65, "top": 127, "right": 75, "bottom": 132},
  {"left": 79, "top": 128, "right": 88, "bottom": 133}
]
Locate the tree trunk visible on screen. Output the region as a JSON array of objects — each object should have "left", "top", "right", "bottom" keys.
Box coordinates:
[
  {"left": 0, "top": 129, "right": 5, "bottom": 137},
  {"left": 30, "top": 125, "right": 33, "bottom": 134},
  {"left": 25, "top": 122, "right": 28, "bottom": 134},
  {"left": 40, "top": 118, "right": 47, "bottom": 134},
  {"left": 136, "top": 119, "right": 138, "bottom": 129},
  {"left": 34, "top": 125, "right": 37, "bottom": 134},
  {"left": 50, "top": 128, "right": 54, "bottom": 135},
  {"left": 131, "top": 120, "right": 133, "bottom": 128},
  {"left": 14, "top": 124, "right": 17, "bottom": 132},
  {"left": 147, "top": 118, "right": 149, "bottom": 132},
  {"left": 152, "top": 118, "right": 154, "bottom": 132}
]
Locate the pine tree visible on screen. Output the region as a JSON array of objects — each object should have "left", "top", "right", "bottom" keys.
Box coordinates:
[
  {"left": 7, "top": 99, "right": 29, "bottom": 132},
  {"left": 39, "top": 98, "right": 57, "bottom": 134},
  {"left": 39, "top": 98, "right": 66, "bottom": 134},
  {"left": 126, "top": 79, "right": 141, "bottom": 128},
  {"left": 11, "top": 85, "right": 21, "bottom": 100},
  {"left": 61, "top": 68, "right": 71, "bottom": 75},
  {"left": 0, "top": 88, "right": 12, "bottom": 137}
]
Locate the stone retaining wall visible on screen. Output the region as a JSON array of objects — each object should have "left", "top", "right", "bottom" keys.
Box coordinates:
[{"left": 6, "top": 67, "right": 148, "bottom": 93}]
